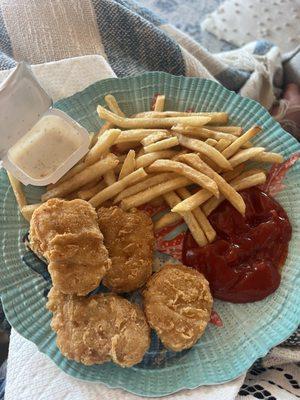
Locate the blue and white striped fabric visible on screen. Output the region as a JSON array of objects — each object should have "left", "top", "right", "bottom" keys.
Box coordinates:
[{"left": 0, "top": 0, "right": 282, "bottom": 110}]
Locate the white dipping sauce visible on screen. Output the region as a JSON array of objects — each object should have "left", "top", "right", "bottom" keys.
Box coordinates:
[{"left": 8, "top": 115, "right": 82, "bottom": 179}]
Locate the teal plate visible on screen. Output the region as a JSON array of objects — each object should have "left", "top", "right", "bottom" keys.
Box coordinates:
[{"left": 0, "top": 72, "right": 300, "bottom": 397}]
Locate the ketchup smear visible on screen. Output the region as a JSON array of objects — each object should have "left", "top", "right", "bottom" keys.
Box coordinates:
[{"left": 182, "top": 187, "right": 292, "bottom": 303}]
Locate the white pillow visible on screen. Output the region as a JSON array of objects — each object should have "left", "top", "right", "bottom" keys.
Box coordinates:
[{"left": 202, "top": 0, "right": 300, "bottom": 53}]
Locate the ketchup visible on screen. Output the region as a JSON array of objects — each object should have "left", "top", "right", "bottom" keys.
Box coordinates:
[{"left": 182, "top": 188, "right": 292, "bottom": 303}]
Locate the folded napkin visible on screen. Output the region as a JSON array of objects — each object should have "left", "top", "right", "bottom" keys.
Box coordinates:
[
  {"left": 0, "top": 0, "right": 299, "bottom": 399},
  {"left": 5, "top": 330, "right": 244, "bottom": 400}
]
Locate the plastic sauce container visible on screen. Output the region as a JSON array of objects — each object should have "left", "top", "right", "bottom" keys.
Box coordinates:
[{"left": 0, "top": 62, "right": 90, "bottom": 186}]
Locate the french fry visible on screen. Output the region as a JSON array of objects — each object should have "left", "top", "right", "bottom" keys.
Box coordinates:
[
  {"left": 176, "top": 133, "right": 233, "bottom": 170},
  {"left": 77, "top": 180, "right": 106, "bottom": 200},
  {"left": 173, "top": 135, "right": 223, "bottom": 174},
  {"left": 115, "top": 162, "right": 123, "bottom": 174},
  {"left": 230, "top": 168, "right": 266, "bottom": 180},
  {"left": 75, "top": 178, "right": 100, "bottom": 192},
  {"left": 200, "top": 112, "right": 230, "bottom": 125},
  {"left": 222, "top": 126, "right": 261, "bottom": 159},
  {"left": 153, "top": 95, "right": 166, "bottom": 112},
  {"left": 115, "top": 142, "right": 140, "bottom": 153},
  {"left": 199, "top": 155, "right": 220, "bottom": 172},
  {"left": 154, "top": 212, "right": 183, "bottom": 230},
  {"left": 172, "top": 159, "right": 244, "bottom": 212},
  {"left": 137, "top": 147, "right": 145, "bottom": 157},
  {"left": 177, "top": 153, "right": 246, "bottom": 215},
  {"left": 178, "top": 127, "right": 251, "bottom": 150},
  {"left": 242, "top": 141, "right": 253, "bottom": 148},
  {"left": 229, "top": 147, "right": 265, "bottom": 168},
  {"left": 41, "top": 154, "right": 119, "bottom": 201},
  {"left": 113, "top": 172, "right": 175, "bottom": 203},
  {"left": 65, "top": 191, "right": 82, "bottom": 200},
  {"left": 91, "top": 136, "right": 99, "bottom": 147},
  {"left": 55, "top": 129, "right": 120, "bottom": 185},
  {"left": 172, "top": 125, "right": 238, "bottom": 142},
  {"left": 172, "top": 187, "right": 213, "bottom": 213},
  {"left": 90, "top": 121, "right": 114, "bottom": 147},
  {"left": 148, "top": 159, "right": 219, "bottom": 197},
  {"left": 208, "top": 126, "right": 243, "bottom": 135},
  {"left": 89, "top": 168, "right": 147, "bottom": 208},
  {"left": 85, "top": 129, "right": 121, "bottom": 164},
  {"left": 163, "top": 191, "right": 207, "bottom": 247},
  {"left": 54, "top": 162, "right": 86, "bottom": 186},
  {"left": 119, "top": 150, "right": 136, "bottom": 179},
  {"left": 7, "top": 172, "right": 27, "bottom": 209},
  {"left": 104, "top": 94, "right": 125, "bottom": 117},
  {"left": 136, "top": 150, "right": 179, "bottom": 168},
  {"left": 172, "top": 148, "right": 189, "bottom": 158},
  {"left": 204, "top": 161, "right": 242, "bottom": 180},
  {"left": 144, "top": 137, "right": 179, "bottom": 153},
  {"left": 103, "top": 170, "right": 116, "bottom": 186},
  {"left": 171, "top": 125, "right": 208, "bottom": 139},
  {"left": 148, "top": 196, "right": 166, "bottom": 207},
  {"left": 133, "top": 111, "right": 228, "bottom": 125},
  {"left": 116, "top": 129, "right": 168, "bottom": 144},
  {"left": 215, "top": 138, "right": 231, "bottom": 152},
  {"left": 120, "top": 176, "right": 192, "bottom": 210},
  {"left": 118, "top": 154, "right": 127, "bottom": 163},
  {"left": 21, "top": 203, "right": 41, "bottom": 222},
  {"left": 236, "top": 169, "right": 266, "bottom": 181},
  {"left": 202, "top": 129, "right": 239, "bottom": 142},
  {"left": 133, "top": 111, "right": 205, "bottom": 117},
  {"left": 96, "top": 94, "right": 124, "bottom": 141},
  {"left": 203, "top": 171, "right": 266, "bottom": 216},
  {"left": 205, "top": 138, "right": 217, "bottom": 147},
  {"left": 141, "top": 131, "right": 170, "bottom": 146},
  {"left": 221, "top": 164, "right": 245, "bottom": 181},
  {"left": 97, "top": 106, "right": 212, "bottom": 128},
  {"left": 89, "top": 132, "right": 95, "bottom": 148},
  {"left": 97, "top": 91, "right": 126, "bottom": 140},
  {"left": 172, "top": 163, "right": 246, "bottom": 214},
  {"left": 98, "top": 121, "right": 114, "bottom": 137},
  {"left": 177, "top": 187, "right": 216, "bottom": 243},
  {"left": 252, "top": 152, "right": 284, "bottom": 164}
]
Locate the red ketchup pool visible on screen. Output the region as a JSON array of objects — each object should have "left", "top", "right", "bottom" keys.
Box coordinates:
[{"left": 182, "top": 188, "right": 292, "bottom": 303}]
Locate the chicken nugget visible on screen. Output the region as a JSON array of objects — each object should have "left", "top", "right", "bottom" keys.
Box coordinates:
[
  {"left": 30, "top": 199, "right": 111, "bottom": 295},
  {"left": 30, "top": 198, "right": 100, "bottom": 257},
  {"left": 97, "top": 206, "right": 154, "bottom": 293},
  {"left": 47, "top": 287, "right": 150, "bottom": 367},
  {"left": 143, "top": 263, "right": 213, "bottom": 352}
]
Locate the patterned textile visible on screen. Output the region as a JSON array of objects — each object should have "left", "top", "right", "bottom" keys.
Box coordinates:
[
  {"left": 139, "top": 0, "right": 233, "bottom": 52},
  {"left": 0, "top": 0, "right": 299, "bottom": 399},
  {"left": 0, "top": 0, "right": 283, "bottom": 109}
]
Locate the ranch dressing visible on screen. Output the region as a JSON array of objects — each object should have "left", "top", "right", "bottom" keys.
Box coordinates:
[
  {"left": 8, "top": 115, "right": 82, "bottom": 179},
  {"left": 0, "top": 62, "right": 90, "bottom": 186}
]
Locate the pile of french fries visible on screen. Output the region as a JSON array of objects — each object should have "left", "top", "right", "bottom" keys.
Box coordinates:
[{"left": 10, "top": 93, "right": 284, "bottom": 248}]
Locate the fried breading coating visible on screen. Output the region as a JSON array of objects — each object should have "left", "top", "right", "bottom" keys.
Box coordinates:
[
  {"left": 30, "top": 199, "right": 111, "bottom": 295},
  {"left": 47, "top": 288, "right": 150, "bottom": 367},
  {"left": 97, "top": 206, "right": 154, "bottom": 293},
  {"left": 143, "top": 264, "right": 213, "bottom": 352}
]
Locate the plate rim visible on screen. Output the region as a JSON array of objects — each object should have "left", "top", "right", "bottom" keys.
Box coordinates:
[{"left": 0, "top": 71, "right": 299, "bottom": 397}]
